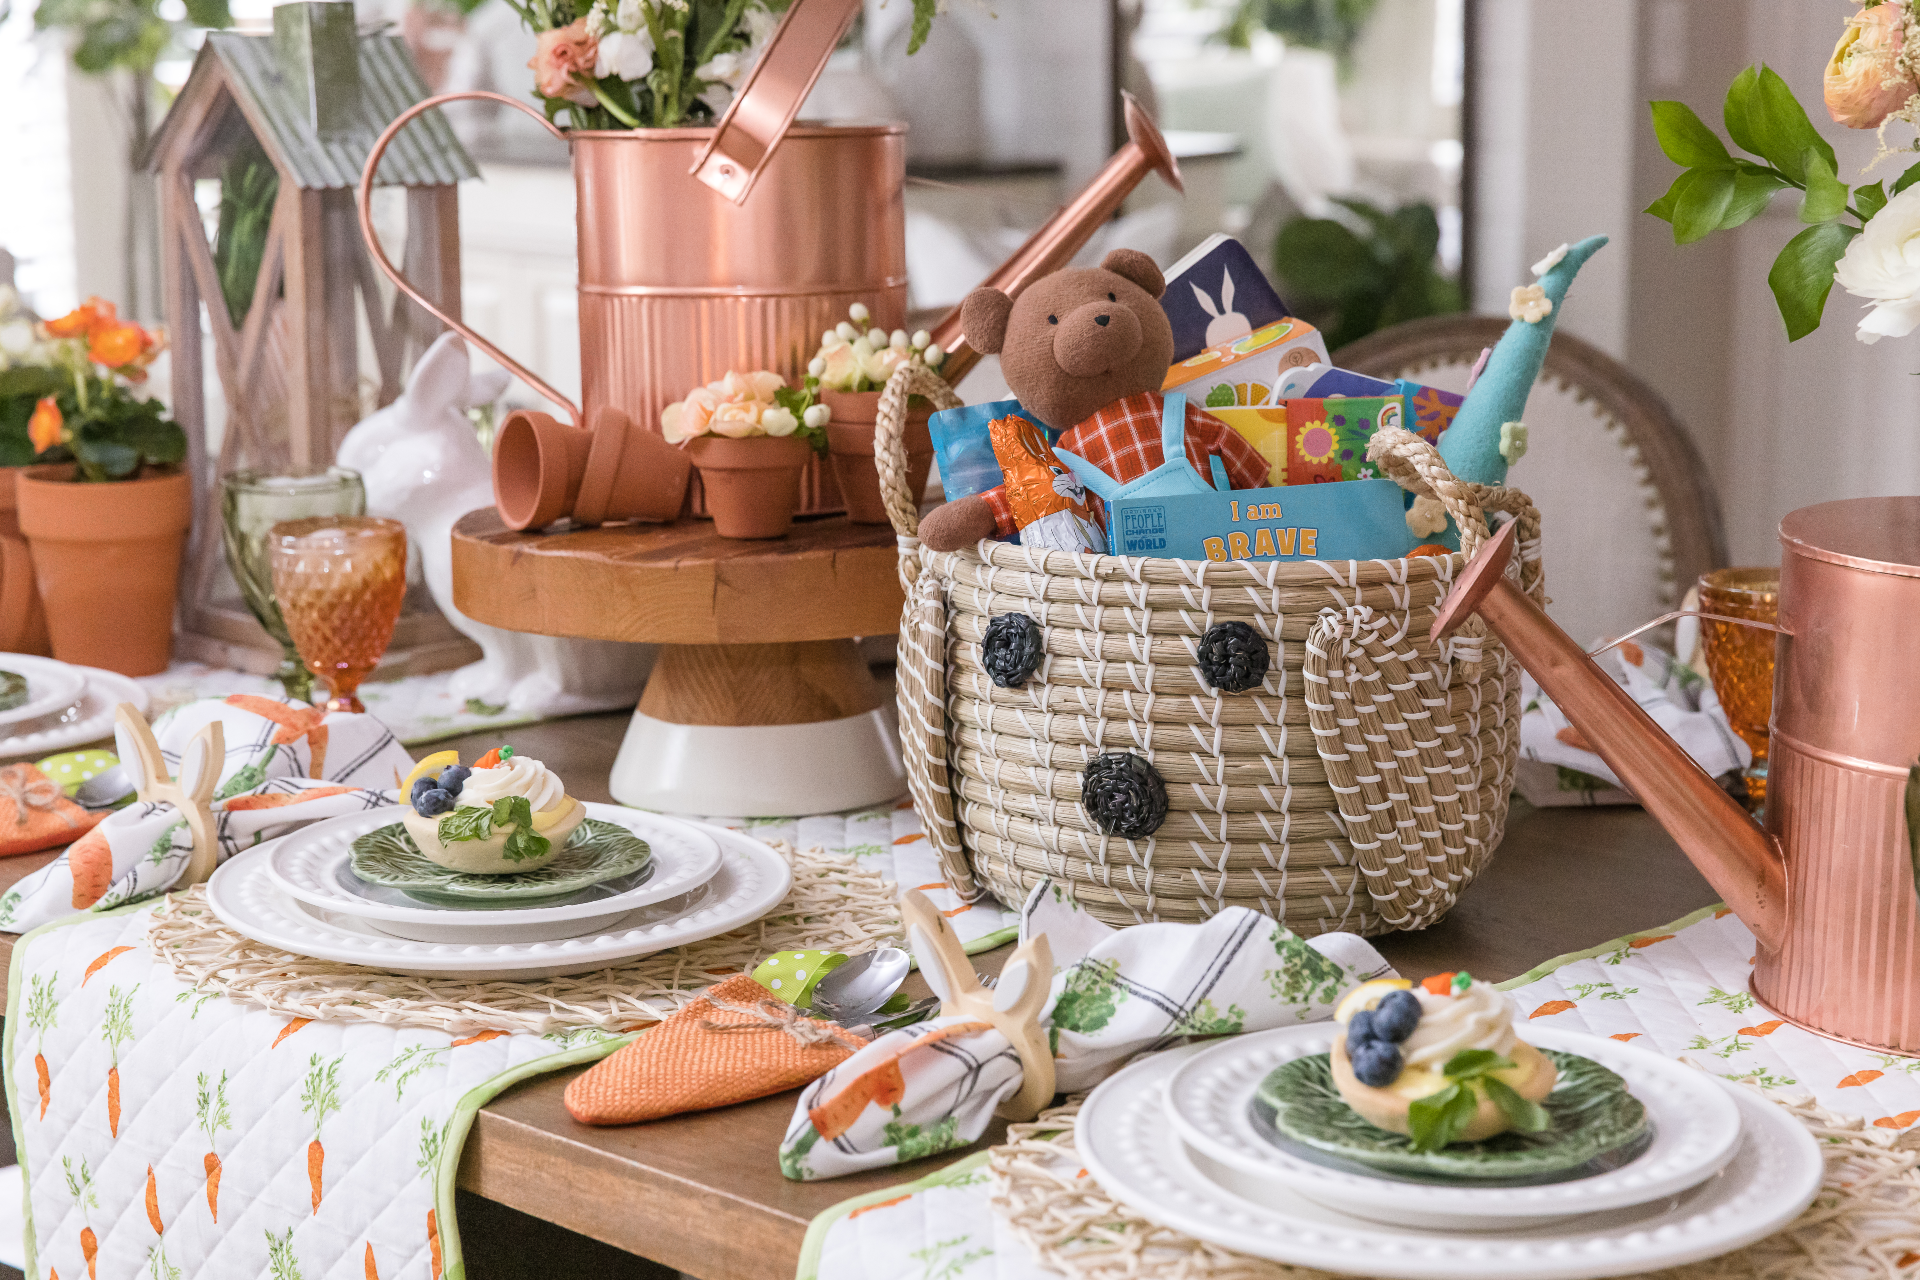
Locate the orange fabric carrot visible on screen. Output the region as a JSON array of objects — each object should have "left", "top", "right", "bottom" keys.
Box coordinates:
[
  {"left": 197, "top": 1068, "right": 231, "bottom": 1223},
  {"left": 1530, "top": 999, "right": 1576, "bottom": 1018},
  {"left": 220, "top": 787, "right": 355, "bottom": 812},
  {"left": 224, "top": 695, "right": 331, "bottom": 778},
  {"left": 428, "top": 1209, "right": 442, "bottom": 1279},
  {"left": 27, "top": 973, "right": 56, "bottom": 1119},
  {"left": 35, "top": 1054, "right": 49, "bottom": 1119},
  {"left": 365, "top": 1243, "right": 379, "bottom": 1279},
  {"left": 79, "top": 1227, "right": 96, "bottom": 1279},
  {"left": 274, "top": 1018, "right": 311, "bottom": 1048},
  {"left": 101, "top": 986, "right": 135, "bottom": 1138},
  {"left": 450, "top": 1030, "right": 505, "bottom": 1048},
  {"left": 301, "top": 1054, "right": 343, "bottom": 1213},
  {"left": 308, "top": 1139, "right": 324, "bottom": 1213},
  {"left": 107, "top": 1068, "right": 120, "bottom": 1139},
  {"left": 144, "top": 1166, "right": 161, "bottom": 1233},
  {"left": 67, "top": 828, "right": 116, "bottom": 911}
]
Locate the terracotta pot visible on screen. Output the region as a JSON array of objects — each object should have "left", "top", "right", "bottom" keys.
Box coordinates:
[
  {"left": 0, "top": 466, "right": 51, "bottom": 655},
  {"left": 15, "top": 464, "right": 191, "bottom": 676},
  {"left": 823, "top": 390, "right": 937, "bottom": 525},
  {"left": 684, "top": 435, "right": 813, "bottom": 538},
  {"left": 493, "top": 407, "right": 691, "bottom": 531}
]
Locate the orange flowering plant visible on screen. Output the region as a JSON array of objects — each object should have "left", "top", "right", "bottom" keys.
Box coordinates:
[{"left": 0, "top": 294, "right": 184, "bottom": 481}]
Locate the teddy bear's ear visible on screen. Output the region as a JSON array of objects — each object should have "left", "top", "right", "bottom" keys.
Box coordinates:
[
  {"left": 1100, "top": 248, "right": 1166, "bottom": 300},
  {"left": 961, "top": 287, "right": 1014, "bottom": 355}
]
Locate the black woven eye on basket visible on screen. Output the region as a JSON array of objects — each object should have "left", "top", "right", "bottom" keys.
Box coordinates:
[
  {"left": 982, "top": 613, "right": 1045, "bottom": 688},
  {"left": 1081, "top": 753, "right": 1169, "bottom": 839},
  {"left": 1195, "top": 620, "right": 1270, "bottom": 693}
]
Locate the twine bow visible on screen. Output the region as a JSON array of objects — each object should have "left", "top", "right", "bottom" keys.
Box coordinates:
[
  {"left": 0, "top": 764, "right": 62, "bottom": 827},
  {"left": 698, "top": 992, "right": 865, "bottom": 1052}
]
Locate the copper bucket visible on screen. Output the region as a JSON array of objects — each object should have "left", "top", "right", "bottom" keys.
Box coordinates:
[{"left": 359, "top": 94, "right": 905, "bottom": 518}]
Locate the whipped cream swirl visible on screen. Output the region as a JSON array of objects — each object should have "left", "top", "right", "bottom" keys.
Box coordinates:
[
  {"left": 1401, "top": 982, "right": 1520, "bottom": 1070},
  {"left": 458, "top": 755, "right": 566, "bottom": 813}
]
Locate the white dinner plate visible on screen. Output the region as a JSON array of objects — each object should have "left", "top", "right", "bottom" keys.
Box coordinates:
[
  {"left": 207, "top": 821, "right": 791, "bottom": 978},
  {"left": 264, "top": 803, "right": 725, "bottom": 943},
  {"left": 1163, "top": 1024, "right": 1743, "bottom": 1230},
  {"left": 0, "top": 667, "right": 148, "bottom": 760},
  {"left": 1079, "top": 1043, "right": 1821, "bottom": 1280},
  {"left": 0, "top": 654, "right": 87, "bottom": 730}
]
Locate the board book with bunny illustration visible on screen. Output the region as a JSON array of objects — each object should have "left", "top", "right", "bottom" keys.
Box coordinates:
[{"left": 1160, "top": 234, "right": 1293, "bottom": 363}]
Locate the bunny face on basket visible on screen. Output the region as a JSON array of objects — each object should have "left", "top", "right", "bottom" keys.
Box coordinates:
[
  {"left": 1081, "top": 753, "right": 1169, "bottom": 839},
  {"left": 982, "top": 613, "right": 1045, "bottom": 688}
]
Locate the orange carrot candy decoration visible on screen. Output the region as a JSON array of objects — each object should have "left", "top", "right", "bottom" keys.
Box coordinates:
[
  {"left": 101, "top": 985, "right": 138, "bottom": 1138},
  {"left": 26, "top": 973, "right": 57, "bottom": 1119},
  {"left": 196, "top": 1070, "right": 231, "bottom": 1221},
  {"left": 301, "top": 1053, "right": 345, "bottom": 1213}
]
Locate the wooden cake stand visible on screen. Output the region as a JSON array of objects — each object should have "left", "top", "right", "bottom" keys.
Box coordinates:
[{"left": 450, "top": 508, "right": 908, "bottom": 816}]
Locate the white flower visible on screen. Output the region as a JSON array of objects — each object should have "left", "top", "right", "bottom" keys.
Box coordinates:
[
  {"left": 697, "top": 49, "right": 751, "bottom": 111},
  {"left": 807, "top": 356, "right": 826, "bottom": 377},
  {"left": 0, "top": 321, "right": 34, "bottom": 358},
  {"left": 911, "top": 329, "right": 931, "bottom": 350},
  {"left": 742, "top": 2, "right": 781, "bottom": 47},
  {"left": 1531, "top": 244, "right": 1569, "bottom": 277},
  {"left": 925, "top": 344, "right": 944, "bottom": 367},
  {"left": 890, "top": 329, "right": 909, "bottom": 350},
  {"left": 848, "top": 302, "right": 870, "bottom": 324},
  {"left": 585, "top": 1, "right": 613, "bottom": 36},
  {"left": 1509, "top": 284, "right": 1553, "bottom": 324},
  {"left": 836, "top": 321, "right": 858, "bottom": 341},
  {"left": 761, "top": 405, "right": 798, "bottom": 436},
  {"left": 803, "top": 403, "right": 831, "bottom": 429},
  {"left": 1835, "top": 183, "right": 1920, "bottom": 344},
  {"left": 596, "top": 28, "right": 655, "bottom": 80},
  {"left": 1499, "top": 421, "right": 1528, "bottom": 464}
]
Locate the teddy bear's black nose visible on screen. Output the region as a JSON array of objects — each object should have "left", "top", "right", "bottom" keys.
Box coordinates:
[{"left": 1095, "top": 315, "right": 1110, "bottom": 327}]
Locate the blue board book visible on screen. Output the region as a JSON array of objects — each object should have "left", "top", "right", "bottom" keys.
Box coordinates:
[
  {"left": 1305, "top": 367, "right": 1398, "bottom": 398},
  {"left": 1161, "top": 235, "right": 1292, "bottom": 364},
  {"left": 928, "top": 398, "right": 1055, "bottom": 503},
  {"left": 1106, "top": 478, "right": 1418, "bottom": 563}
]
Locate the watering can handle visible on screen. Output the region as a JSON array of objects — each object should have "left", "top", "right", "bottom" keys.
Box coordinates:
[
  {"left": 1587, "top": 609, "right": 1792, "bottom": 660},
  {"left": 356, "top": 91, "right": 583, "bottom": 428},
  {"left": 690, "top": 0, "right": 864, "bottom": 204}
]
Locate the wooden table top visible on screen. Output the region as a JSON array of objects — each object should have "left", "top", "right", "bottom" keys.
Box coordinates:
[
  {"left": 449, "top": 508, "right": 906, "bottom": 645},
  {"left": 0, "top": 713, "right": 1720, "bottom": 1279}
]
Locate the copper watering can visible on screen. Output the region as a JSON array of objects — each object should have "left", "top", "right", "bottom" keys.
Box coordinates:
[
  {"left": 1438, "top": 498, "right": 1920, "bottom": 1055},
  {"left": 355, "top": 0, "right": 1182, "bottom": 529}
]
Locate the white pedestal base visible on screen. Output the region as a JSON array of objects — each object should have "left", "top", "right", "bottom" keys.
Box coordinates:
[{"left": 609, "top": 707, "right": 907, "bottom": 816}]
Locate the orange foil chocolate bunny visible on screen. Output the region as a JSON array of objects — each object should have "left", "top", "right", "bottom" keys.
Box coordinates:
[{"left": 988, "top": 413, "right": 1106, "bottom": 554}]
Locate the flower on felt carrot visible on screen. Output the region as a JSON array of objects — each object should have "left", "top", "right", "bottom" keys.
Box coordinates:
[
  {"left": 28, "top": 397, "right": 62, "bottom": 454},
  {"left": 1509, "top": 284, "right": 1553, "bottom": 324},
  {"left": 529, "top": 19, "right": 600, "bottom": 106}
]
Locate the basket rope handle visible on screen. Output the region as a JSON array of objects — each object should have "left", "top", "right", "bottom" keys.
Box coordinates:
[
  {"left": 876, "top": 363, "right": 964, "bottom": 592},
  {"left": 1365, "top": 425, "right": 1546, "bottom": 604}
]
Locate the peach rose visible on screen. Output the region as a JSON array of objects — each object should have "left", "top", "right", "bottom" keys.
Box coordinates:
[
  {"left": 662, "top": 370, "right": 789, "bottom": 442},
  {"left": 88, "top": 322, "right": 146, "bottom": 368},
  {"left": 708, "top": 399, "right": 765, "bottom": 438},
  {"left": 530, "top": 19, "right": 600, "bottom": 107},
  {"left": 1826, "top": 3, "right": 1916, "bottom": 130}
]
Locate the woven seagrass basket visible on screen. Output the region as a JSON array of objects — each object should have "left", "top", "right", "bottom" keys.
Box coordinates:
[{"left": 872, "top": 365, "right": 1546, "bottom": 936}]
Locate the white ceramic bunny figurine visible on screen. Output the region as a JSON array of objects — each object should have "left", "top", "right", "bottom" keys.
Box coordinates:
[
  {"left": 336, "top": 333, "right": 652, "bottom": 716},
  {"left": 1193, "top": 267, "right": 1252, "bottom": 349}
]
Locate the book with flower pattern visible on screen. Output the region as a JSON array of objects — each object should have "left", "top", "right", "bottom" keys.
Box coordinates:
[{"left": 1209, "top": 395, "right": 1435, "bottom": 487}]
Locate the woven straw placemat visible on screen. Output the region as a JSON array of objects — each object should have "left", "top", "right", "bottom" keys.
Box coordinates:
[
  {"left": 989, "top": 1084, "right": 1920, "bottom": 1280},
  {"left": 146, "top": 841, "right": 901, "bottom": 1038}
]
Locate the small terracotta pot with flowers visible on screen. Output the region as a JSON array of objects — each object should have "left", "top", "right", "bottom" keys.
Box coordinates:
[
  {"left": 1, "top": 296, "right": 188, "bottom": 676},
  {"left": 664, "top": 370, "right": 830, "bottom": 538},
  {"left": 809, "top": 304, "right": 947, "bottom": 524}
]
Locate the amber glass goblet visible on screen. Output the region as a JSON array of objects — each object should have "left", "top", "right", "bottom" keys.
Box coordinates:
[
  {"left": 1698, "top": 567, "right": 1779, "bottom": 811},
  {"left": 269, "top": 517, "right": 408, "bottom": 714}
]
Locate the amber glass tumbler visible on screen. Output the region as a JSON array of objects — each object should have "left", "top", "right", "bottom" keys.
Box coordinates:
[
  {"left": 269, "top": 516, "right": 408, "bottom": 713},
  {"left": 1698, "top": 567, "right": 1779, "bottom": 810}
]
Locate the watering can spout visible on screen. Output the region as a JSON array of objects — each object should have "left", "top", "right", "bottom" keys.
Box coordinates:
[{"left": 1435, "top": 521, "right": 1788, "bottom": 952}]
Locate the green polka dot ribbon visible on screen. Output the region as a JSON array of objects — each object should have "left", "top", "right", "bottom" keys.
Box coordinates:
[
  {"left": 34, "top": 749, "right": 119, "bottom": 798},
  {"left": 752, "top": 950, "right": 849, "bottom": 1008}
]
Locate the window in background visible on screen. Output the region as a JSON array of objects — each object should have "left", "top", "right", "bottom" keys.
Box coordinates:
[{"left": 0, "top": 1, "right": 77, "bottom": 315}]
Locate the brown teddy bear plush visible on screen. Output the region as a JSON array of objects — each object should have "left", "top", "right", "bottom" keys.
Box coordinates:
[{"left": 918, "top": 249, "right": 1268, "bottom": 552}]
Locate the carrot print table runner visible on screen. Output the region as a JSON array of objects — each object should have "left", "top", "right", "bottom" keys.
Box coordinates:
[{"left": 4, "top": 902, "right": 621, "bottom": 1279}]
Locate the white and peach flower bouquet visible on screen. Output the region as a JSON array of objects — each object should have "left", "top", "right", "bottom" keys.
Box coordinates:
[
  {"left": 807, "top": 302, "right": 946, "bottom": 393},
  {"left": 661, "top": 369, "right": 830, "bottom": 449}
]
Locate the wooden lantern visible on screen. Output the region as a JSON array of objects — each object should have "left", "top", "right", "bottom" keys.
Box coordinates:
[{"left": 144, "top": 1, "right": 481, "bottom": 677}]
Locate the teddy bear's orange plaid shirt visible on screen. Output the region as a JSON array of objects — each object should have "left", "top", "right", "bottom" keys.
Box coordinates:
[{"left": 981, "top": 392, "right": 1269, "bottom": 540}]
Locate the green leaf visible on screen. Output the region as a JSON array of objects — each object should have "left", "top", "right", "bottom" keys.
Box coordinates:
[
  {"left": 1799, "top": 148, "right": 1849, "bottom": 224},
  {"left": 1723, "top": 167, "right": 1791, "bottom": 230},
  {"left": 1740, "top": 65, "right": 1836, "bottom": 185},
  {"left": 1857, "top": 180, "right": 1890, "bottom": 221},
  {"left": 181, "top": 0, "right": 231, "bottom": 28},
  {"left": 492, "top": 796, "right": 550, "bottom": 864},
  {"left": 1483, "top": 1077, "right": 1550, "bottom": 1133},
  {"left": 1273, "top": 216, "right": 1384, "bottom": 300},
  {"left": 1441, "top": 1048, "right": 1513, "bottom": 1078},
  {"left": 1894, "top": 160, "right": 1920, "bottom": 196},
  {"left": 1650, "top": 100, "right": 1731, "bottom": 168},
  {"left": 1768, "top": 221, "right": 1860, "bottom": 341},
  {"left": 906, "top": 0, "right": 936, "bottom": 54},
  {"left": 1671, "top": 167, "right": 1738, "bottom": 244},
  {"left": 437, "top": 805, "right": 492, "bottom": 844},
  {"left": 1406, "top": 1081, "right": 1479, "bottom": 1153},
  {"left": 1724, "top": 66, "right": 1763, "bottom": 156}
]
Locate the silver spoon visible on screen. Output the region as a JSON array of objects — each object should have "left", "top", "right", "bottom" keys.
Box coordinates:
[
  {"left": 808, "top": 946, "right": 911, "bottom": 1025},
  {"left": 73, "top": 765, "right": 136, "bottom": 811}
]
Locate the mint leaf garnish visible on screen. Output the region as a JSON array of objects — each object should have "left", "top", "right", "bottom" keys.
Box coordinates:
[
  {"left": 1406, "top": 1048, "right": 1533, "bottom": 1151},
  {"left": 437, "top": 806, "right": 492, "bottom": 844},
  {"left": 493, "top": 796, "right": 550, "bottom": 863},
  {"left": 1406, "top": 1081, "right": 1473, "bottom": 1153},
  {"left": 1441, "top": 1049, "right": 1512, "bottom": 1077},
  {"left": 1483, "top": 1076, "right": 1550, "bottom": 1133}
]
